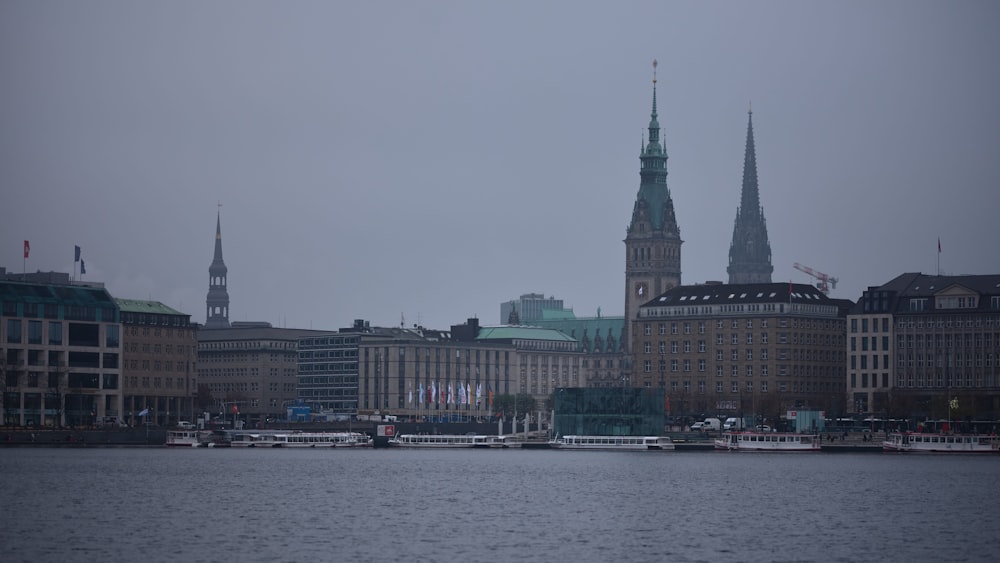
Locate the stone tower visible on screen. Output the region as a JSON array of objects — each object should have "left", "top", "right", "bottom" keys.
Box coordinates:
[
  {"left": 205, "top": 210, "right": 231, "bottom": 329},
  {"left": 624, "top": 61, "right": 682, "bottom": 355},
  {"left": 727, "top": 109, "right": 773, "bottom": 284}
]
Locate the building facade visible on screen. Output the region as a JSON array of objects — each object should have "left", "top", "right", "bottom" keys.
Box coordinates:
[
  {"left": 355, "top": 318, "right": 582, "bottom": 419},
  {"left": 297, "top": 331, "right": 360, "bottom": 415},
  {"left": 117, "top": 298, "right": 198, "bottom": 426},
  {"left": 1, "top": 280, "right": 122, "bottom": 427},
  {"left": 197, "top": 324, "right": 325, "bottom": 424},
  {"left": 727, "top": 110, "right": 774, "bottom": 284},
  {"left": 633, "top": 282, "right": 847, "bottom": 426},
  {"left": 529, "top": 310, "right": 627, "bottom": 388},
  {"left": 848, "top": 273, "right": 1000, "bottom": 422}
]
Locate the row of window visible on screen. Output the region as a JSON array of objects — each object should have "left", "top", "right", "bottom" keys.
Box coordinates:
[
  {"left": 665, "top": 380, "right": 836, "bottom": 394},
  {"left": 124, "top": 375, "right": 189, "bottom": 389},
  {"left": 894, "top": 353, "right": 995, "bottom": 368},
  {"left": 893, "top": 373, "right": 998, "bottom": 388}
]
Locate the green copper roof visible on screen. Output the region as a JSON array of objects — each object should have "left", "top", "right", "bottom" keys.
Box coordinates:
[
  {"left": 530, "top": 315, "right": 626, "bottom": 354},
  {"left": 475, "top": 326, "right": 576, "bottom": 342},
  {"left": 115, "top": 298, "right": 186, "bottom": 316},
  {"left": 539, "top": 309, "right": 577, "bottom": 321},
  {"left": 0, "top": 280, "right": 116, "bottom": 308}
]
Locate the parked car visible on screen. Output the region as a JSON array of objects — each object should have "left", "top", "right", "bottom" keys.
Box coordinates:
[
  {"left": 755, "top": 425, "right": 772, "bottom": 432},
  {"left": 690, "top": 422, "right": 705, "bottom": 431},
  {"left": 176, "top": 421, "right": 195, "bottom": 429}
]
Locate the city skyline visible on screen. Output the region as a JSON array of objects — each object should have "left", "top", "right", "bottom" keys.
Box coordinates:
[{"left": 3, "top": 2, "right": 998, "bottom": 331}]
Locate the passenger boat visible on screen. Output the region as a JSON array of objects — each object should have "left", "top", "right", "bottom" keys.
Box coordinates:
[
  {"left": 548, "top": 435, "right": 675, "bottom": 451},
  {"left": 714, "top": 431, "right": 820, "bottom": 451},
  {"left": 258, "top": 431, "right": 373, "bottom": 448},
  {"left": 166, "top": 429, "right": 210, "bottom": 447},
  {"left": 882, "top": 432, "right": 1000, "bottom": 453},
  {"left": 387, "top": 434, "right": 511, "bottom": 448}
]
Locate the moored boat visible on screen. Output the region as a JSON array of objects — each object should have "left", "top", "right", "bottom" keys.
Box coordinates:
[
  {"left": 387, "top": 434, "right": 510, "bottom": 448},
  {"left": 714, "top": 431, "right": 820, "bottom": 451},
  {"left": 260, "top": 431, "right": 373, "bottom": 448},
  {"left": 548, "top": 435, "right": 675, "bottom": 451},
  {"left": 166, "top": 429, "right": 210, "bottom": 447},
  {"left": 882, "top": 432, "right": 1000, "bottom": 453}
]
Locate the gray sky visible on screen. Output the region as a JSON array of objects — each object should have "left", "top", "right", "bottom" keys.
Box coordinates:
[{"left": 2, "top": 1, "right": 998, "bottom": 331}]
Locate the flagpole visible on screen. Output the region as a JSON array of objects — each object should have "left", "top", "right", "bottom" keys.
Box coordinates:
[{"left": 937, "top": 237, "right": 941, "bottom": 276}]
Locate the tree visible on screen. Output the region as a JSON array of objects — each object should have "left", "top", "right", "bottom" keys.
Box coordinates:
[{"left": 196, "top": 384, "right": 214, "bottom": 412}]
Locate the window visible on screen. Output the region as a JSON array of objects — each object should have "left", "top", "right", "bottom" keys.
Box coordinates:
[{"left": 6, "top": 319, "right": 21, "bottom": 343}]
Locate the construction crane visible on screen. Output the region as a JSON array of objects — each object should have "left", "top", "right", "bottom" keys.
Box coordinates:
[{"left": 793, "top": 263, "right": 839, "bottom": 295}]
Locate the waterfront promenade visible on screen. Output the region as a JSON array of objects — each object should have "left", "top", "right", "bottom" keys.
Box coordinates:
[{"left": 0, "top": 427, "right": 886, "bottom": 452}]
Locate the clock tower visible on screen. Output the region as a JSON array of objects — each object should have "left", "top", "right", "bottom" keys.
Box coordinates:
[{"left": 624, "top": 60, "right": 682, "bottom": 357}]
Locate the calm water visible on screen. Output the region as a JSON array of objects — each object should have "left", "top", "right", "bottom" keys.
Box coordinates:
[{"left": 1, "top": 447, "right": 997, "bottom": 563}]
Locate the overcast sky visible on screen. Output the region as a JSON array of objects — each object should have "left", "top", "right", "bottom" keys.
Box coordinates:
[{"left": 2, "top": 1, "right": 998, "bottom": 331}]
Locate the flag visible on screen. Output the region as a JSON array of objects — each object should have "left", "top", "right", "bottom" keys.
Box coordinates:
[
  {"left": 74, "top": 245, "right": 81, "bottom": 262},
  {"left": 408, "top": 388, "right": 413, "bottom": 404},
  {"left": 466, "top": 383, "right": 472, "bottom": 405},
  {"left": 80, "top": 260, "right": 86, "bottom": 274},
  {"left": 938, "top": 238, "right": 941, "bottom": 253},
  {"left": 23, "top": 240, "right": 29, "bottom": 258},
  {"left": 232, "top": 404, "right": 239, "bottom": 414},
  {"left": 137, "top": 408, "right": 149, "bottom": 417}
]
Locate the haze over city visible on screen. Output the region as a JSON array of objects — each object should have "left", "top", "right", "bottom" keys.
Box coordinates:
[{"left": 3, "top": 1, "right": 998, "bottom": 331}]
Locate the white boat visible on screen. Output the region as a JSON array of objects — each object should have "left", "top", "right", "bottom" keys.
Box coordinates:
[
  {"left": 883, "top": 432, "right": 1000, "bottom": 453},
  {"left": 166, "top": 429, "right": 210, "bottom": 447},
  {"left": 258, "top": 431, "right": 373, "bottom": 448},
  {"left": 387, "top": 434, "right": 511, "bottom": 448},
  {"left": 548, "top": 435, "right": 675, "bottom": 451},
  {"left": 714, "top": 431, "right": 820, "bottom": 451}
]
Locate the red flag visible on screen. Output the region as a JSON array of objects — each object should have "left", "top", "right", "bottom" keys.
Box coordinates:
[
  {"left": 23, "top": 240, "right": 29, "bottom": 258},
  {"left": 232, "top": 404, "right": 238, "bottom": 414}
]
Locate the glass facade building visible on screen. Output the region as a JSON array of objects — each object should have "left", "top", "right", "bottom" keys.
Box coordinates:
[{"left": 552, "top": 387, "right": 665, "bottom": 436}]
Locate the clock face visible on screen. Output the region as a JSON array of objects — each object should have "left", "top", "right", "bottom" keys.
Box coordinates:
[{"left": 635, "top": 282, "right": 648, "bottom": 297}]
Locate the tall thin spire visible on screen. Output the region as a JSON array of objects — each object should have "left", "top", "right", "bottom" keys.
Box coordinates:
[
  {"left": 645, "top": 59, "right": 662, "bottom": 156},
  {"left": 205, "top": 207, "right": 231, "bottom": 328},
  {"left": 727, "top": 109, "right": 773, "bottom": 284}
]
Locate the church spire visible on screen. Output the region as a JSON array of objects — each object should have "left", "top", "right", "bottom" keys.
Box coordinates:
[
  {"left": 727, "top": 108, "right": 773, "bottom": 284},
  {"left": 205, "top": 207, "right": 231, "bottom": 328}
]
